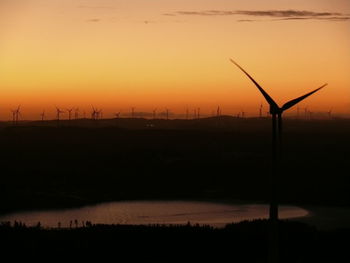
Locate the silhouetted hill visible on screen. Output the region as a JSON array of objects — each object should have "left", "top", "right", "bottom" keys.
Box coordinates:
[{"left": 0, "top": 117, "right": 349, "bottom": 214}]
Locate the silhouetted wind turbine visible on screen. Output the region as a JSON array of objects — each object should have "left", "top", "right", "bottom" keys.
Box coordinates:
[
  {"left": 56, "top": 107, "right": 65, "bottom": 121},
  {"left": 74, "top": 108, "right": 79, "bottom": 119},
  {"left": 230, "top": 58, "right": 326, "bottom": 263},
  {"left": 10, "top": 108, "right": 17, "bottom": 125},
  {"left": 217, "top": 106, "right": 221, "bottom": 117},
  {"left": 15, "top": 105, "right": 21, "bottom": 124},
  {"left": 153, "top": 108, "right": 157, "bottom": 119},
  {"left": 259, "top": 103, "right": 263, "bottom": 118},
  {"left": 165, "top": 108, "right": 169, "bottom": 120},
  {"left": 40, "top": 110, "right": 45, "bottom": 121},
  {"left": 91, "top": 106, "right": 98, "bottom": 120},
  {"left": 66, "top": 108, "right": 73, "bottom": 121}
]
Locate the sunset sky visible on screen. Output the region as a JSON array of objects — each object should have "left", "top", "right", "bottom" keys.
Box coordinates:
[{"left": 0, "top": 0, "right": 349, "bottom": 119}]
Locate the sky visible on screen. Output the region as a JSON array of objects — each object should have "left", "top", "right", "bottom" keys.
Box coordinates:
[{"left": 0, "top": 0, "right": 349, "bottom": 119}]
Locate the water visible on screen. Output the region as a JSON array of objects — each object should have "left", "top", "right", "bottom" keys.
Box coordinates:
[{"left": 0, "top": 200, "right": 309, "bottom": 228}]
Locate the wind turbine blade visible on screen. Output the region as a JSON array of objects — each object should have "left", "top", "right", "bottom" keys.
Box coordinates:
[
  {"left": 281, "top": 83, "right": 327, "bottom": 111},
  {"left": 229, "top": 59, "right": 279, "bottom": 109}
]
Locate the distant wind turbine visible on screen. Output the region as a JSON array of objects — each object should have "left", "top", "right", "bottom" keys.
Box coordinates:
[
  {"left": 55, "top": 106, "right": 65, "bottom": 127},
  {"left": 74, "top": 108, "right": 79, "bottom": 119},
  {"left": 10, "top": 108, "right": 17, "bottom": 125},
  {"left": 56, "top": 107, "right": 65, "bottom": 121},
  {"left": 230, "top": 58, "right": 326, "bottom": 263},
  {"left": 11, "top": 105, "right": 20, "bottom": 125},
  {"left": 91, "top": 106, "right": 98, "bottom": 120},
  {"left": 40, "top": 110, "right": 45, "bottom": 121},
  {"left": 66, "top": 108, "right": 73, "bottom": 121},
  {"left": 165, "top": 108, "right": 169, "bottom": 120},
  {"left": 217, "top": 106, "right": 221, "bottom": 117}
]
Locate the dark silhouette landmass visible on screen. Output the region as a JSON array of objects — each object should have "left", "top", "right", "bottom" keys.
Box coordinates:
[
  {"left": 0, "top": 219, "right": 348, "bottom": 262},
  {"left": 0, "top": 116, "right": 349, "bottom": 214},
  {"left": 0, "top": 117, "right": 349, "bottom": 262}
]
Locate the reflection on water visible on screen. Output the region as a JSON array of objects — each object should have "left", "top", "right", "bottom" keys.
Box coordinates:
[{"left": 0, "top": 201, "right": 309, "bottom": 228}]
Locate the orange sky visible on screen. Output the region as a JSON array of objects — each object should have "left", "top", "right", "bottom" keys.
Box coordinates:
[{"left": 0, "top": 0, "right": 349, "bottom": 119}]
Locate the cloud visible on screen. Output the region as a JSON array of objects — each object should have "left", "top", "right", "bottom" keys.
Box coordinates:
[
  {"left": 78, "top": 5, "right": 116, "bottom": 10},
  {"left": 166, "top": 9, "right": 349, "bottom": 22},
  {"left": 86, "top": 18, "right": 101, "bottom": 22},
  {"left": 237, "top": 19, "right": 258, "bottom": 22},
  {"left": 234, "top": 10, "right": 342, "bottom": 17}
]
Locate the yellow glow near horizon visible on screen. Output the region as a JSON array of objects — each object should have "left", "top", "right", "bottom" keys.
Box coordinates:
[{"left": 0, "top": 0, "right": 349, "bottom": 119}]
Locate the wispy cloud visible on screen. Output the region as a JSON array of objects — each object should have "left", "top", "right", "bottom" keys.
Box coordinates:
[
  {"left": 166, "top": 9, "right": 349, "bottom": 22},
  {"left": 78, "top": 5, "right": 116, "bottom": 10},
  {"left": 163, "top": 13, "right": 176, "bottom": 17},
  {"left": 86, "top": 18, "right": 101, "bottom": 23},
  {"left": 235, "top": 10, "right": 342, "bottom": 17}
]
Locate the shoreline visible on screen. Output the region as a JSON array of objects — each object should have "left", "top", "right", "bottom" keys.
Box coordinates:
[{"left": 1, "top": 198, "right": 349, "bottom": 230}]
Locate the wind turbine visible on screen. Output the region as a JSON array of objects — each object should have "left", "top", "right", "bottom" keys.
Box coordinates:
[
  {"left": 217, "top": 106, "right": 221, "bottom": 117},
  {"left": 153, "top": 108, "right": 157, "bottom": 119},
  {"left": 40, "top": 110, "right": 45, "bottom": 121},
  {"left": 91, "top": 106, "right": 98, "bottom": 120},
  {"left": 15, "top": 105, "right": 21, "bottom": 124},
  {"left": 56, "top": 107, "right": 65, "bottom": 120},
  {"left": 230, "top": 58, "right": 326, "bottom": 263},
  {"left": 165, "top": 108, "right": 169, "bottom": 120},
  {"left": 74, "top": 108, "right": 79, "bottom": 119},
  {"left": 10, "top": 108, "right": 17, "bottom": 125},
  {"left": 55, "top": 106, "right": 65, "bottom": 126},
  {"left": 66, "top": 108, "right": 73, "bottom": 121}
]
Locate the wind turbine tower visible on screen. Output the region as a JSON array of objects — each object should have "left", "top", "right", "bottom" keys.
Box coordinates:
[{"left": 230, "top": 58, "right": 326, "bottom": 263}]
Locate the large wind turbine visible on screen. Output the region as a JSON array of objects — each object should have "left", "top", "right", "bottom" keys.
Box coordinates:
[{"left": 229, "top": 58, "right": 326, "bottom": 263}]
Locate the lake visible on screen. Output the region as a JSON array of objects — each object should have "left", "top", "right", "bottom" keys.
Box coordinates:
[{"left": 0, "top": 200, "right": 309, "bottom": 228}]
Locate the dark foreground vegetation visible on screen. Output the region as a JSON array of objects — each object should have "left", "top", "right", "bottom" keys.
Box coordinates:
[
  {"left": 0, "top": 116, "right": 349, "bottom": 214},
  {"left": 0, "top": 219, "right": 348, "bottom": 262}
]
